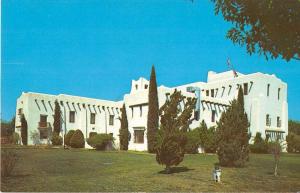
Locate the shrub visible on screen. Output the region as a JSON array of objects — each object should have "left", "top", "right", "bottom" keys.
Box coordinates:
[
  {"left": 64, "top": 130, "right": 75, "bottom": 147},
  {"left": 204, "top": 127, "right": 217, "bottom": 153},
  {"left": 89, "top": 132, "right": 97, "bottom": 138},
  {"left": 51, "top": 132, "right": 63, "bottom": 146},
  {"left": 250, "top": 132, "right": 269, "bottom": 153},
  {"left": 185, "top": 129, "right": 200, "bottom": 154},
  {"left": 87, "top": 134, "right": 114, "bottom": 150},
  {"left": 30, "top": 130, "right": 40, "bottom": 145},
  {"left": 286, "top": 132, "right": 300, "bottom": 153},
  {"left": 9, "top": 132, "right": 20, "bottom": 145},
  {"left": 70, "top": 130, "right": 85, "bottom": 148},
  {"left": 1, "top": 150, "right": 18, "bottom": 177}
]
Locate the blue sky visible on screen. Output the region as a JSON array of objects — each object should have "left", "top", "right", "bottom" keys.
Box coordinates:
[{"left": 2, "top": 0, "right": 300, "bottom": 121}]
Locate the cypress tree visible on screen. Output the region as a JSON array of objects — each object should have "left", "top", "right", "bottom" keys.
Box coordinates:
[
  {"left": 119, "top": 104, "right": 129, "bottom": 150},
  {"left": 53, "top": 100, "right": 61, "bottom": 135},
  {"left": 21, "top": 114, "right": 28, "bottom": 145},
  {"left": 216, "top": 87, "right": 249, "bottom": 167},
  {"left": 147, "top": 65, "right": 159, "bottom": 153},
  {"left": 156, "top": 90, "right": 196, "bottom": 173}
]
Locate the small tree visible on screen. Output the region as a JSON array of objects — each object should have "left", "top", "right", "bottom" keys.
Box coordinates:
[
  {"left": 156, "top": 90, "right": 196, "bottom": 173},
  {"left": 147, "top": 65, "right": 159, "bottom": 153},
  {"left": 268, "top": 139, "right": 282, "bottom": 176},
  {"left": 30, "top": 130, "right": 40, "bottom": 145},
  {"left": 119, "top": 104, "right": 129, "bottom": 150},
  {"left": 250, "top": 132, "right": 268, "bottom": 153},
  {"left": 20, "top": 114, "right": 28, "bottom": 145},
  {"left": 53, "top": 100, "right": 61, "bottom": 135},
  {"left": 216, "top": 87, "right": 249, "bottom": 167}
]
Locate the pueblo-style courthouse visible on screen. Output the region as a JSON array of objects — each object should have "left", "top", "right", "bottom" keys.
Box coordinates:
[{"left": 15, "top": 70, "right": 288, "bottom": 151}]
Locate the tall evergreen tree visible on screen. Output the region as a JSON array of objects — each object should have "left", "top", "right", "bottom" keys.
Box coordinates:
[
  {"left": 21, "top": 114, "right": 28, "bottom": 145},
  {"left": 119, "top": 104, "right": 129, "bottom": 150},
  {"left": 147, "top": 65, "right": 159, "bottom": 153},
  {"left": 53, "top": 100, "right": 61, "bottom": 135},
  {"left": 216, "top": 87, "right": 249, "bottom": 167},
  {"left": 156, "top": 90, "right": 196, "bottom": 173}
]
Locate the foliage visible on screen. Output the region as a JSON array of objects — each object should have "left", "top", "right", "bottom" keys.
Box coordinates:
[
  {"left": 87, "top": 134, "right": 114, "bottom": 150},
  {"left": 51, "top": 132, "right": 63, "bottom": 146},
  {"left": 250, "top": 132, "right": 269, "bottom": 153},
  {"left": 1, "top": 117, "right": 15, "bottom": 137},
  {"left": 268, "top": 140, "right": 282, "bottom": 176},
  {"left": 216, "top": 87, "right": 249, "bottom": 167},
  {"left": 288, "top": 120, "right": 300, "bottom": 135},
  {"left": 30, "top": 130, "right": 40, "bottom": 145},
  {"left": 70, "top": 130, "right": 85, "bottom": 148},
  {"left": 212, "top": 0, "right": 300, "bottom": 61},
  {"left": 119, "top": 104, "right": 129, "bottom": 150},
  {"left": 286, "top": 132, "right": 300, "bottom": 153},
  {"left": 204, "top": 126, "right": 217, "bottom": 153},
  {"left": 155, "top": 89, "right": 196, "bottom": 173},
  {"left": 64, "top": 130, "right": 75, "bottom": 147},
  {"left": 185, "top": 129, "right": 200, "bottom": 154},
  {"left": 20, "top": 114, "right": 28, "bottom": 145},
  {"left": 1, "top": 149, "right": 18, "bottom": 177},
  {"left": 53, "top": 100, "right": 61, "bottom": 135},
  {"left": 10, "top": 132, "right": 20, "bottom": 145},
  {"left": 147, "top": 65, "right": 160, "bottom": 153},
  {"left": 89, "top": 132, "right": 97, "bottom": 138}
]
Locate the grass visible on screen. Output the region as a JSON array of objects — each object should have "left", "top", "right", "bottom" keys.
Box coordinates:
[{"left": 1, "top": 147, "right": 300, "bottom": 192}]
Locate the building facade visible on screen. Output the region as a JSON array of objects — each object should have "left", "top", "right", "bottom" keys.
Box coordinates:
[{"left": 15, "top": 70, "right": 288, "bottom": 151}]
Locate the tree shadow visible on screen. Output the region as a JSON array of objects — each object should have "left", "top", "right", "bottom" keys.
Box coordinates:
[{"left": 158, "top": 166, "right": 194, "bottom": 174}]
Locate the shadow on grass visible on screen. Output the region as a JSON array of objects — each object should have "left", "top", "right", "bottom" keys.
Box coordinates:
[{"left": 158, "top": 166, "right": 194, "bottom": 174}]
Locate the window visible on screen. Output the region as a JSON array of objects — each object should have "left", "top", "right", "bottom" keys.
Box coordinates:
[
  {"left": 144, "top": 84, "right": 148, "bottom": 89},
  {"left": 243, "top": 83, "right": 248, "bottom": 95},
  {"left": 277, "top": 116, "right": 281, "bottom": 127},
  {"left": 267, "top": 84, "right": 270, "bottom": 96},
  {"left": 109, "top": 115, "right": 114, "bottom": 125},
  {"left": 140, "top": 106, "right": 142, "bottom": 117},
  {"left": 131, "top": 107, "right": 134, "bottom": 118},
  {"left": 266, "top": 114, "right": 271, "bottom": 126},
  {"left": 69, "top": 111, "right": 75, "bottom": 123},
  {"left": 90, "top": 113, "right": 95, "bottom": 124},
  {"left": 39, "top": 115, "right": 47, "bottom": 127},
  {"left": 135, "top": 84, "right": 138, "bottom": 90},
  {"left": 18, "top": 108, "right": 23, "bottom": 115},
  {"left": 211, "top": 110, "right": 216, "bottom": 122},
  {"left": 211, "top": 89, "right": 214, "bottom": 97},
  {"left": 206, "top": 90, "right": 209, "bottom": 96},
  {"left": 134, "top": 129, "right": 144, "bottom": 143},
  {"left": 278, "top": 88, "right": 281, "bottom": 100}
]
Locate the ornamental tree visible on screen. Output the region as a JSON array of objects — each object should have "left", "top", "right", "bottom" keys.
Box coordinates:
[
  {"left": 119, "top": 104, "right": 129, "bottom": 150},
  {"left": 53, "top": 100, "right": 61, "bottom": 135},
  {"left": 216, "top": 87, "right": 249, "bottom": 167},
  {"left": 147, "top": 65, "right": 160, "bottom": 153},
  {"left": 20, "top": 114, "right": 28, "bottom": 145},
  {"left": 156, "top": 89, "right": 196, "bottom": 173}
]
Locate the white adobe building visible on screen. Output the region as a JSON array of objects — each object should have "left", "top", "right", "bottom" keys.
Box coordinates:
[{"left": 15, "top": 70, "right": 288, "bottom": 151}]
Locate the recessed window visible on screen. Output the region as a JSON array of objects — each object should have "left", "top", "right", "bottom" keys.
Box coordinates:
[
  {"left": 39, "top": 128, "right": 49, "bottom": 139},
  {"left": 140, "top": 106, "right": 142, "bottom": 117},
  {"left": 211, "top": 110, "right": 216, "bottom": 122},
  {"left": 266, "top": 114, "right": 271, "bottom": 126},
  {"left": 39, "top": 115, "right": 48, "bottom": 127},
  {"left": 18, "top": 108, "right": 23, "bottom": 115},
  {"left": 206, "top": 90, "right": 209, "bottom": 96},
  {"left": 144, "top": 84, "right": 148, "bottom": 89},
  {"left": 243, "top": 83, "right": 248, "bottom": 95},
  {"left": 211, "top": 89, "right": 214, "bottom": 97},
  {"left": 131, "top": 107, "right": 134, "bottom": 118},
  {"left": 90, "top": 113, "right": 96, "bottom": 124},
  {"left": 278, "top": 88, "right": 281, "bottom": 100},
  {"left": 277, "top": 116, "right": 281, "bottom": 127},
  {"left": 194, "top": 111, "right": 199, "bottom": 121},
  {"left": 109, "top": 115, "right": 114, "bottom": 126},
  {"left": 135, "top": 84, "right": 138, "bottom": 90},
  {"left": 69, "top": 111, "right": 75, "bottom": 123},
  {"left": 134, "top": 129, "right": 144, "bottom": 144},
  {"left": 267, "top": 84, "right": 270, "bottom": 97}
]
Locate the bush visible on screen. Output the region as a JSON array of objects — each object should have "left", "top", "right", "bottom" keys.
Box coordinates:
[
  {"left": 185, "top": 129, "right": 200, "bottom": 154},
  {"left": 64, "top": 130, "right": 75, "bottom": 147},
  {"left": 250, "top": 132, "right": 268, "bottom": 153},
  {"left": 9, "top": 132, "right": 20, "bottom": 145},
  {"left": 51, "top": 133, "right": 63, "bottom": 146},
  {"left": 286, "top": 132, "right": 300, "bottom": 153},
  {"left": 30, "top": 130, "right": 40, "bottom": 145},
  {"left": 1, "top": 150, "right": 18, "bottom": 177},
  {"left": 70, "top": 130, "right": 85, "bottom": 148},
  {"left": 89, "top": 132, "right": 97, "bottom": 138},
  {"left": 87, "top": 134, "right": 114, "bottom": 150}
]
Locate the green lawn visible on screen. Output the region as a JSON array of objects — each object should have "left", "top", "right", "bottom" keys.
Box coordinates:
[{"left": 1, "top": 147, "right": 300, "bottom": 192}]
